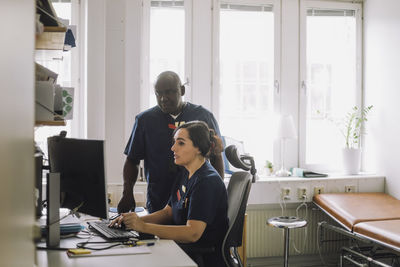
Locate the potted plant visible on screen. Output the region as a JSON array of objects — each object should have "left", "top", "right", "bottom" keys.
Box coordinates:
[
  {"left": 340, "top": 105, "right": 373, "bottom": 174},
  {"left": 265, "top": 160, "right": 274, "bottom": 175}
]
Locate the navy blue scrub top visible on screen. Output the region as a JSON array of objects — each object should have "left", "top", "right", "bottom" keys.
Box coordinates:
[
  {"left": 168, "top": 161, "right": 228, "bottom": 248},
  {"left": 124, "top": 102, "right": 222, "bottom": 213}
]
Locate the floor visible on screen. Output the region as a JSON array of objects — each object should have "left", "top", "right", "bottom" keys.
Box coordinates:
[
  {"left": 247, "top": 253, "right": 400, "bottom": 267},
  {"left": 247, "top": 254, "right": 339, "bottom": 267}
]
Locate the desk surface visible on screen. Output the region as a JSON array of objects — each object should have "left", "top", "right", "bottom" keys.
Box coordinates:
[{"left": 37, "top": 238, "right": 197, "bottom": 267}]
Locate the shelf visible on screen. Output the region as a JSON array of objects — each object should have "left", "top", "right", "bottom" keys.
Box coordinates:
[
  {"left": 36, "top": 26, "right": 67, "bottom": 50},
  {"left": 35, "top": 120, "right": 66, "bottom": 127}
]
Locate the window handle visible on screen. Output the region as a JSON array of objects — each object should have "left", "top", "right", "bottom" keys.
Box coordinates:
[
  {"left": 301, "top": 80, "right": 307, "bottom": 95},
  {"left": 274, "top": 80, "right": 280, "bottom": 94},
  {"left": 183, "top": 77, "right": 190, "bottom": 87}
]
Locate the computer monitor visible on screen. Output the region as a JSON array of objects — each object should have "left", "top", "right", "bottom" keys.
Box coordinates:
[
  {"left": 47, "top": 136, "right": 108, "bottom": 219},
  {"left": 34, "top": 152, "right": 43, "bottom": 219}
]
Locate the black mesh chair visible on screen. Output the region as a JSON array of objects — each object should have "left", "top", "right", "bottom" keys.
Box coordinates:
[
  {"left": 222, "top": 145, "right": 254, "bottom": 267},
  {"left": 221, "top": 170, "right": 252, "bottom": 267}
]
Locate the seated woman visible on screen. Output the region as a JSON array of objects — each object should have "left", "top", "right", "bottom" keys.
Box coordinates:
[{"left": 110, "top": 120, "right": 229, "bottom": 266}]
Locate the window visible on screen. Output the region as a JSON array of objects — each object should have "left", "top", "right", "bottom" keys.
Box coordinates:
[
  {"left": 148, "top": 0, "right": 186, "bottom": 107},
  {"left": 215, "top": 1, "right": 279, "bottom": 174},
  {"left": 299, "top": 1, "right": 362, "bottom": 171}
]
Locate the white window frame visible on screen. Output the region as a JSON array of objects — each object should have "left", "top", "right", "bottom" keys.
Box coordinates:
[
  {"left": 141, "top": 0, "right": 193, "bottom": 109},
  {"left": 299, "top": 0, "right": 363, "bottom": 171},
  {"left": 212, "top": 0, "right": 281, "bottom": 165}
]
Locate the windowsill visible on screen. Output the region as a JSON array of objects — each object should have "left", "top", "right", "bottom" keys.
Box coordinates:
[{"left": 224, "top": 173, "right": 385, "bottom": 206}]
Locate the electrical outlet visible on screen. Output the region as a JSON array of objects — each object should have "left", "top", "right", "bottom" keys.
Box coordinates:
[
  {"left": 281, "top": 187, "right": 291, "bottom": 200},
  {"left": 107, "top": 192, "right": 113, "bottom": 206},
  {"left": 345, "top": 185, "right": 356, "bottom": 193},
  {"left": 314, "top": 186, "right": 324, "bottom": 195},
  {"left": 298, "top": 187, "right": 307, "bottom": 200}
]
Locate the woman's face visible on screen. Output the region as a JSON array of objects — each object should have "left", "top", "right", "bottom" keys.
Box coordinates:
[{"left": 171, "top": 128, "right": 200, "bottom": 167}]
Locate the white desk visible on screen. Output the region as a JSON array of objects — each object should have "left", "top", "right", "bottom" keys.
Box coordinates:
[{"left": 37, "top": 238, "right": 197, "bottom": 267}]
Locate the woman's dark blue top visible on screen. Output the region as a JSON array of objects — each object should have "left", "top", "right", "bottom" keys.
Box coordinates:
[{"left": 168, "top": 161, "right": 228, "bottom": 266}]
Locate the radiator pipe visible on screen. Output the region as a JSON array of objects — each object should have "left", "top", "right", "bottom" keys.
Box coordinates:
[
  {"left": 341, "top": 246, "right": 391, "bottom": 267},
  {"left": 342, "top": 255, "right": 367, "bottom": 267}
]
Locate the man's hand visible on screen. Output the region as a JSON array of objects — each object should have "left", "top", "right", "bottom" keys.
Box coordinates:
[
  {"left": 118, "top": 158, "right": 139, "bottom": 213},
  {"left": 117, "top": 192, "right": 136, "bottom": 213}
]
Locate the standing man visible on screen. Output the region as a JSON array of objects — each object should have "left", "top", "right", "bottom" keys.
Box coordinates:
[{"left": 118, "top": 71, "right": 224, "bottom": 213}]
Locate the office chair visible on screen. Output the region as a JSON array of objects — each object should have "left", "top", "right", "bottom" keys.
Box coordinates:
[
  {"left": 222, "top": 170, "right": 252, "bottom": 267},
  {"left": 225, "top": 144, "right": 257, "bottom": 183},
  {"left": 222, "top": 145, "right": 253, "bottom": 267}
]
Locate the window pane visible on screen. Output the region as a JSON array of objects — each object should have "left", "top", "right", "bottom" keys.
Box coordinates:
[
  {"left": 149, "top": 1, "right": 185, "bottom": 107},
  {"left": 305, "top": 10, "right": 358, "bottom": 167},
  {"left": 219, "top": 5, "right": 274, "bottom": 174}
]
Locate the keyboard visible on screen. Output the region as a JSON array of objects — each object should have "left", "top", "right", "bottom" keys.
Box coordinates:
[{"left": 88, "top": 221, "right": 139, "bottom": 240}]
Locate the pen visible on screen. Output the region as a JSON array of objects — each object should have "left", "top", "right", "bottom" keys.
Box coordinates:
[
  {"left": 109, "top": 213, "right": 121, "bottom": 221},
  {"left": 136, "top": 241, "right": 155, "bottom": 246}
]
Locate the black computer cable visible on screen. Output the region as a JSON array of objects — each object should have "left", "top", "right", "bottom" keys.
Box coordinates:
[{"left": 76, "top": 239, "right": 136, "bottom": 251}]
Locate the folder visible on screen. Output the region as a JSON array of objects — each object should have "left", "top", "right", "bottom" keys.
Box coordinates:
[{"left": 291, "top": 168, "right": 328, "bottom": 178}]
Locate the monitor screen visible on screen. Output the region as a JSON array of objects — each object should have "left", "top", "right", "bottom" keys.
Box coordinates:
[{"left": 47, "top": 136, "right": 108, "bottom": 219}]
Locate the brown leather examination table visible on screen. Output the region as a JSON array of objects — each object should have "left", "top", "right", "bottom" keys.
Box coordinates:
[{"left": 313, "top": 193, "right": 400, "bottom": 266}]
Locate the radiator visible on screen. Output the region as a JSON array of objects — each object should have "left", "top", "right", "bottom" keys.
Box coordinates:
[{"left": 246, "top": 204, "right": 345, "bottom": 258}]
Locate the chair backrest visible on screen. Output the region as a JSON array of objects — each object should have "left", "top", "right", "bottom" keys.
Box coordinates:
[{"left": 221, "top": 171, "right": 252, "bottom": 266}]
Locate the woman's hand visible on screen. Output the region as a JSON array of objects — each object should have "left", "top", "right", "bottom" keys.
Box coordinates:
[
  {"left": 108, "top": 214, "right": 124, "bottom": 228},
  {"left": 121, "top": 212, "right": 146, "bottom": 232}
]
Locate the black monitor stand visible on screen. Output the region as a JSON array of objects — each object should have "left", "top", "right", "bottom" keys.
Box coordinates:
[{"left": 46, "top": 172, "right": 60, "bottom": 248}]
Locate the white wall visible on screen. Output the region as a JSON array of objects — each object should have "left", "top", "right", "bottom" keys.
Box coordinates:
[
  {"left": 0, "top": 1, "right": 35, "bottom": 266},
  {"left": 364, "top": 0, "right": 400, "bottom": 198}
]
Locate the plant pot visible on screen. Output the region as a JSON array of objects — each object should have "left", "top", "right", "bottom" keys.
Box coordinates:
[{"left": 342, "top": 148, "right": 361, "bottom": 175}]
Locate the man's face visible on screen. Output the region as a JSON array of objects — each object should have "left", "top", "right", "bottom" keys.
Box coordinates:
[{"left": 155, "top": 80, "right": 183, "bottom": 115}]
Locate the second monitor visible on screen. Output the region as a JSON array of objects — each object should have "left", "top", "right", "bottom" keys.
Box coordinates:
[{"left": 47, "top": 136, "right": 108, "bottom": 219}]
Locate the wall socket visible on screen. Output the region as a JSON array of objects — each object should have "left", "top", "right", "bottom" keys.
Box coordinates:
[
  {"left": 345, "top": 185, "right": 356, "bottom": 193},
  {"left": 281, "top": 187, "right": 291, "bottom": 200},
  {"left": 107, "top": 192, "right": 113, "bottom": 206},
  {"left": 314, "top": 186, "right": 324, "bottom": 195},
  {"left": 297, "top": 187, "right": 307, "bottom": 200}
]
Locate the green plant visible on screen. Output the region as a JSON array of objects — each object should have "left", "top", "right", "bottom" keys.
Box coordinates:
[
  {"left": 341, "top": 105, "right": 373, "bottom": 149},
  {"left": 265, "top": 160, "right": 273, "bottom": 172}
]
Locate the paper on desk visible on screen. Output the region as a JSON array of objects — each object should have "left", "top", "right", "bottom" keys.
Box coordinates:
[{"left": 67, "top": 246, "right": 151, "bottom": 257}]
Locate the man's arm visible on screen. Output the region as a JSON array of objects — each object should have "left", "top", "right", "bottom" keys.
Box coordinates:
[
  {"left": 210, "top": 152, "right": 224, "bottom": 179},
  {"left": 117, "top": 157, "right": 139, "bottom": 213}
]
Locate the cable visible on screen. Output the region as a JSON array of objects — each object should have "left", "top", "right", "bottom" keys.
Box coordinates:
[
  {"left": 317, "top": 222, "right": 337, "bottom": 267},
  {"left": 47, "top": 202, "right": 84, "bottom": 226},
  {"left": 76, "top": 240, "right": 135, "bottom": 251},
  {"left": 277, "top": 180, "right": 286, "bottom": 216},
  {"left": 292, "top": 197, "right": 308, "bottom": 254}
]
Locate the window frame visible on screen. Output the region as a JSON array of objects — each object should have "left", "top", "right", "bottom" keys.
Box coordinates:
[{"left": 299, "top": 0, "right": 363, "bottom": 171}]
